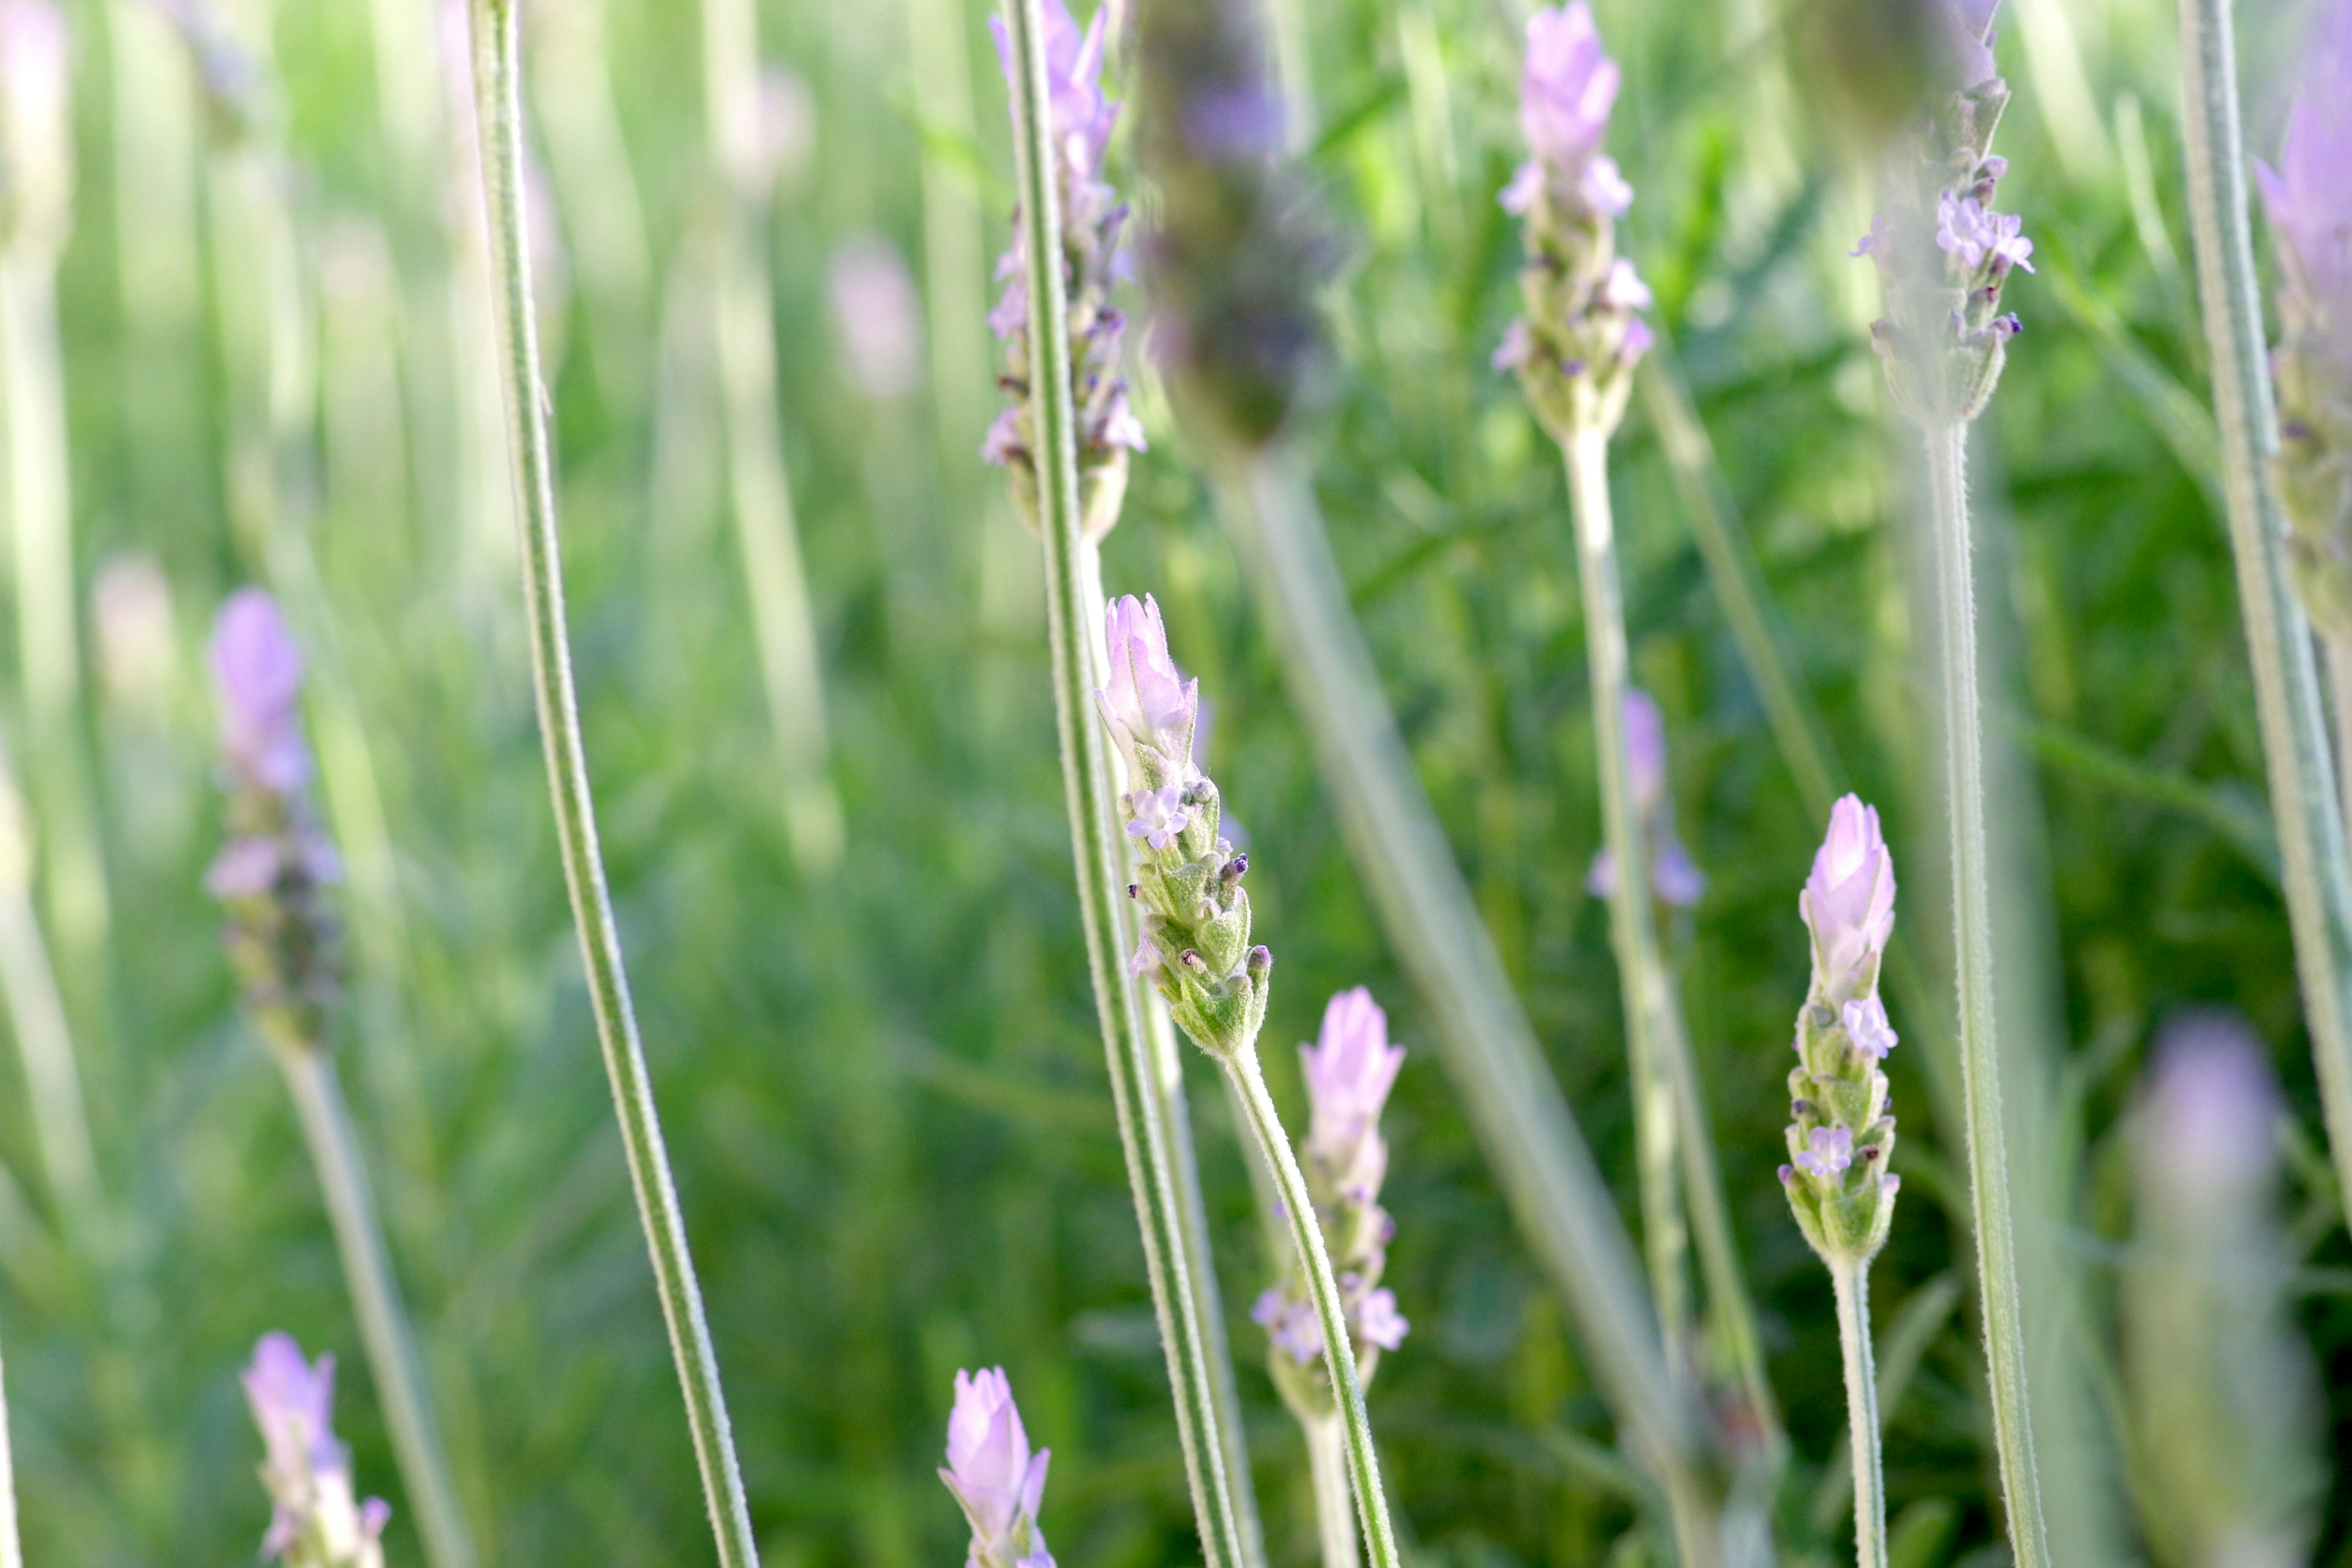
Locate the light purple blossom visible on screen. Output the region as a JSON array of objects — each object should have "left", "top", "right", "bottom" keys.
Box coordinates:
[
  {"left": 1253, "top": 1287, "right": 1322, "bottom": 1365},
  {"left": 989, "top": 0, "right": 1117, "bottom": 184},
  {"left": 2143, "top": 1009, "right": 2282, "bottom": 1195},
  {"left": 940, "top": 1368, "right": 1054, "bottom": 1568},
  {"left": 2255, "top": 0, "right": 2352, "bottom": 372},
  {"left": 1510, "top": 4, "right": 1623, "bottom": 216},
  {"left": 1125, "top": 783, "right": 1191, "bottom": 851},
  {"left": 830, "top": 235, "right": 924, "bottom": 400},
  {"left": 1801, "top": 794, "right": 1897, "bottom": 993},
  {"left": 1842, "top": 997, "right": 1899, "bottom": 1061},
  {"left": 1793, "top": 1124, "right": 1854, "bottom": 1179},
  {"left": 1301, "top": 986, "right": 1404, "bottom": 1180},
  {"left": 1356, "top": 1288, "right": 1409, "bottom": 1351},
  {"left": 1939, "top": 0, "right": 2001, "bottom": 88},
  {"left": 1095, "top": 595, "right": 1199, "bottom": 785},
  {"left": 1128, "top": 934, "right": 1161, "bottom": 978},
  {"left": 243, "top": 1333, "right": 390, "bottom": 1565},
  {"left": 209, "top": 589, "right": 311, "bottom": 794},
  {"left": 1936, "top": 191, "right": 2034, "bottom": 275}
]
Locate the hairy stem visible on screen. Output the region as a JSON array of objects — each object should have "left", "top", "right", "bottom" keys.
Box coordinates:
[
  {"left": 2176, "top": 0, "right": 2352, "bottom": 1234},
  {"left": 1561, "top": 426, "right": 1691, "bottom": 1372},
  {"left": 464, "top": 6, "right": 760, "bottom": 1562},
  {"left": 1216, "top": 445, "right": 1724, "bottom": 1567},
  {"left": 1304, "top": 1413, "right": 1360, "bottom": 1568},
  {"left": 279, "top": 1047, "right": 478, "bottom": 1568},
  {"left": 1828, "top": 1259, "right": 1886, "bottom": 1568},
  {"left": 1224, "top": 1047, "right": 1402, "bottom": 1568},
  {"left": 1923, "top": 422, "right": 2048, "bottom": 1568},
  {"left": 999, "top": 3, "right": 1255, "bottom": 1564}
]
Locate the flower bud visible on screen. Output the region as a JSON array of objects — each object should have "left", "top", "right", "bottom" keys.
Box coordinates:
[
  {"left": 939, "top": 1368, "right": 1055, "bottom": 1568},
  {"left": 1801, "top": 794, "right": 1896, "bottom": 998}
]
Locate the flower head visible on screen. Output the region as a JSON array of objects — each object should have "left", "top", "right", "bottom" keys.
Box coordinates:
[
  {"left": 1302, "top": 987, "right": 1404, "bottom": 1159},
  {"left": 1095, "top": 595, "right": 1199, "bottom": 786},
  {"left": 242, "top": 1333, "right": 390, "bottom": 1566},
  {"left": 940, "top": 1368, "right": 1054, "bottom": 1568},
  {"left": 1512, "top": 4, "right": 1623, "bottom": 216},
  {"left": 1801, "top": 795, "right": 1897, "bottom": 995},
  {"left": 209, "top": 588, "right": 311, "bottom": 794}
]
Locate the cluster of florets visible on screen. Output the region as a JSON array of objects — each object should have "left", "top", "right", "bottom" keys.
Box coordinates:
[
  {"left": 243, "top": 1333, "right": 391, "bottom": 1568},
  {"left": 984, "top": 0, "right": 1145, "bottom": 540},
  {"left": 1780, "top": 796, "right": 1902, "bottom": 1266},
  {"left": 206, "top": 589, "right": 343, "bottom": 1055},
  {"left": 938, "top": 1368, "right": 1057, "bottom": 1568},
  {"left": 1494, "top": 2, "right": 1653, "bottom": 439},
  {"left": 1093, "top": 594, "right": 1269, "bottom": 1060},
  {"left": 1586, "top": 688, "right": 1705, "bottom": 909},
  {"left": 1853, "top": 7, "right": 2032, "bottom": 427},
  {"left": 1254, "top": 987, "right": 1411, "bottom": 1412},
  {"left": 2256, "top": 0, "right": 2352, "bottom": 635}
]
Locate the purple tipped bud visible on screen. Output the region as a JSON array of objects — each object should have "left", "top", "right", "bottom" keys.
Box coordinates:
[
  {"left": 1301, "top": 987, "right": 1404, "bottom": 1166},
  {"left": 242, "top": 1332, "right": 390, "bottom": 1562},
  {"left": 1512, "top": 4, "right": 1621, "bottom": 213},
  {"left": 1801, "top": 795, "right": 1897, "bottom": 994},
  {"left": 1095, "top": 595, "right": 1199, "bottom": 785},
  {"left": 208, "top": 589, "right": 311, "bottom": 794},
  {"left": 940, "top": 1368, "right": 1054, "bottom": 1568}
]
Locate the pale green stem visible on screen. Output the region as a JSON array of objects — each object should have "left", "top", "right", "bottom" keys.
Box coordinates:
[
  {"left": 1223, "top": 1047, "right": 1401, "bottom": 1568},
  {"left": 2177, "top": 0, "right": 2352, "bottom": 1232},
  {"left": 1000, "top": 4, "right": 1254, "bottom": 1566},
  {"left": 2329, "top": 641, "right": 2352, "bottom": 850},
  {"left": 1922, "top": 421, "right": 2048, "bottom": 1568},
  {"left": 1216, "top": 445, "right": 1724, "bottom": 1568},
  {"left": 0, "top": 1320, "right": 18, "bottom": 1568},
  {"left": 1304, "top": 1413, "right": 1360, "bottom": 1568},
  {"left": 1828, "top": 1259, "right": 1886, "bottom": 1568},
  {"left": 0, "top": 875, "right": 98, "bottom": 1235},
  {"left": 1561, "top": 426, "right": 1692, "bottom": 1376},
  {"left": 277, "top": 1047, "right": 479, "bottom": 1568},
  {"left": 463, "top": 7, "right": 761, "bottom": 1564},
  {"left": 703, "top": 0, "right": 842, "bottom": 875}
]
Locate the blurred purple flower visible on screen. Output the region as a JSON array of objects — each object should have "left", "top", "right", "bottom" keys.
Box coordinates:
[
  {"left": 1356, "top": 1288, "right": 1409, "bottom": 1351},
  {"left": 1509, "top": 3, "right": 1624, "bottom": 219},
  {"left": 1095, "top": 595, "right": 1198, "bottom": 784},
  {"left": 940, "top": 1367, "right": 1053, "bottom": 1568},
  {"left": 1253, "top": 1287, "right": 1323, "bottom": 1365},
  {"left": 1936, "top": 190, "right": 2034, "bottom": 275},
  {"left": 1794, "top": 1124, "right": 1854, "bottom": 1179},
  {"left": 243, "top": 1332, "right": 390, "bottom": 1564},
  {"left": 1940, "top": 0, "right": 2001, "bottom": 87},
  {"left": 2256, "top": 0, "right": 2352, "bottom": 375},
  {"left": 1801, "top": 794, "right": 1897, "bottom": 993},
  {"left": 1586, "top": 689, "right": 1705, "bottom": 908},
  {"left": 1302, "top": 986, "right": 1404, "bottom": 1171},
  {"left": 1125, "top": 783, "right": 1190, "bottom": 851},
  {"left": 1842, "top": 996, "right": 1899, "bottom": 1061},
  {"left": 2143, "top": 1009, "right": 2282, "bottom": 1194},
  {"left": 209, "top": 588, "right": 310, "bottom": 794},
  {"left": 829, "top": 235, "right": 924, "bottom": 401},
  {"left": 989, "top": 0, "right": 1116, "bottom": 181}
]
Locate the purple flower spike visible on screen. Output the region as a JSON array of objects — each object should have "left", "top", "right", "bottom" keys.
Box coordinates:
[
  {"left": 941, "top": 1368, "right": 1054, "bottom": 1568},
  {"left": 1801, "top": 795, "right": 1898, "bottom": 995},
  {"left": 1095, "top": 595, "right": 1199, "bottom": 785},
  {"left": 209, "top": 589, "right": 310, "bottom": 795},
  {"left": 1516, "top": 4, "right": 1621, "bottom": 203},
  {"left": 989, "top": 0, "right": 1116, "bottom": 182}
]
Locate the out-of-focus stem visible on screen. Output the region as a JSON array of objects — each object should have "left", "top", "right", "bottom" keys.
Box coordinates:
[
  {"left": 0, "top": 790, "right": 97, "bottom": 1233},
  {"left": 2329, "top": 643, "right": 2352, "bottom": 844},
  {"left": 464, "top": 6, "right": 761, "bottom": 1562},
  {"left": 2177, "top": 0, "right": 2352, "bottom": 1235},
  {"left": 1304, "top": 1413, "right": 1359, "bottom": 1568},
  {"left": 1224, "top": 1047, "right": 1401, "bottom": 1568},
  {"left": 1922, "top": 422, "right": 2048, "bottom": 1568},
  {"left": 0, "top": 1319, "right": 18, "bottom": 1568},
  {"left": 277, "top": 1047, "right": 478, "bottom": 1568},
  {"left": 702, "top": 0, "right": 841, "bottom": 874},
  {"left": 1218, "top": 444, "right": 1725, "bottom": 1568},
  {"left": 1828, "top": 1259, "right": 1886, "bottom": 1568},
  {"left": 1001, "top": 0, "right": 1254, "bottom": 1559},
  {"left": 1560, "top": 426, "right": 1691, "bottom": 1373}
]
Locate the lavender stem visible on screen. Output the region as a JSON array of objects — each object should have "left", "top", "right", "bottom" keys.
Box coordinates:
[{"left": 1828, "top": 1257, "right": 1886, "bottom": 1568}]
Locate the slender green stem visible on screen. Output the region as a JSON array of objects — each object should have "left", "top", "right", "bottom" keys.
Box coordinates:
[
  {"left": 277, "top": 1048, "right": 478, "bottom": 1568},
  {"left": 1224, "top": 1047, "right": 1401, "bottom": 1568},
  {"left": 1828, "top": 1259, "right": 1886, "bottom": 1568},
  {"left": 2328, "top": 641, "right": 2352, "bottom": 848},
  {"left": 462, "top": 7, "right": 760, "bottom": 1563},
  {"left": 1000, "top": 4, "right": 1254, "bottom": 1565},
  {"left": 1561, "top": 427, "right": 1692, "bottom": 1373},
  {"left": 1303, "top": 1414, "right": 1360, "bottom": 1568},
  {"left": 1922, "top": 422, "right": 2048, "bottom": 1568},
  {"left": 2176, "top": 0, "right": 2352, "bottom": 1231},
  {"left": 0, "top": 1319, "right": 17, "bottom": 1568},
  {"left": 1216, "top": 445, "right": 1723, "bottom": 1567}
]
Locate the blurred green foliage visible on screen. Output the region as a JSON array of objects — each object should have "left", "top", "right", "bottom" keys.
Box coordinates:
[{"left": 1, "top": 0, "right": 2345, "bottom": 1562}]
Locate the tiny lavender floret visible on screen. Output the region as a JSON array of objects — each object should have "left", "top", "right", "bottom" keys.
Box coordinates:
[
  {"left": 1852, "top": 0, "right": 2029, "bottom": 426},
  {"left": 243, "top": 1333, "right": 391, "bottom": 1568},
  {"left": 1782, "top": 795, "right": 1901, "bottom": 1265},
  {"left": 1095, "top": 594, "right": 1267, "bottom": 1058},
  {"left": 207, "top": 589, "right": 342, "bottom": 1054},
  {"left": 1256, "top": 987, "right": 1411, "bottom": 1407},
  {"left": 1497, "top": 2, "right": 1652, "bottom": 437},
  {"left": 1586, "top": 689, "right": 1705, "bottom": 908},
  {"left": 939, "top": 1368, "right": 1055, "bottom": 1568},
  {"left": 985, "top": 0, "right": 1144, "bottom": 539},
  {"left": 2256, "top": 0, "right": 2352, "bottom": 633}
]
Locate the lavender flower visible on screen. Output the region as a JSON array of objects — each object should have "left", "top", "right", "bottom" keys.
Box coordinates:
[
  {"left": 984, "top": 0, "right": 1145, "bottom": 538},
  {"left": 830, "top": 235, "right": 924, "bottom": 401},
  {"left": 1586, "top": 689, "right": 1706, "bottom": 908},
  {"left": 1800, "top": 793, "right": 1896, "bottom": 1001},
  {"left": 938, "top": 1368, "right": 1055, "bottom": 1568},
  {"left": 1782, "top": 798, "right": 1902, "bottom": 1266},
  {"left": 243, "top": 1333, "right": 391, "bottom": 1568},
  {"left": 1851, "top": 0, "right": 2028, "bottom": 425},
  {"left": 0, "top": 0, "right": 70, "bottom": 254},
  {"left": 1259, "top": 988, "right": 1411, "bottom": 1408},
  {"left": 1095, "top": 594, "right": 1265, "bottom": 1058},
  {"left": 2255, "top": 0, "right": 2352, "bottom": 635},
  {"left": 207, "top": 589, "right": 342, "bottom": 1054},
  {"left": 1502, "top": 2, "right": 1627, "bottom": 221}
]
